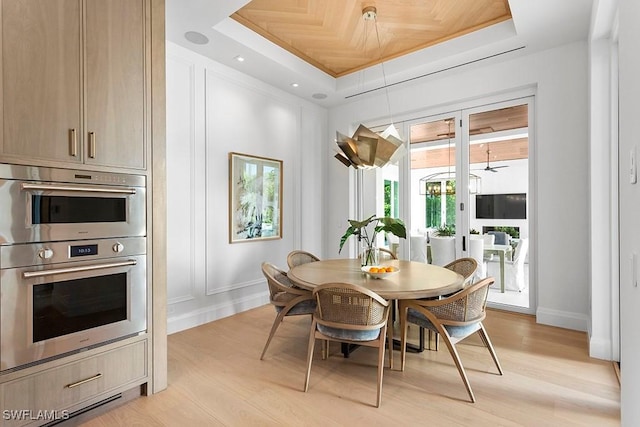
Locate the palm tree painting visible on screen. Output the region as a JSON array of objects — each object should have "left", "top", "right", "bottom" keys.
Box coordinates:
[{"left": 229, "top": 152, "right": 282, "bottom": 242}]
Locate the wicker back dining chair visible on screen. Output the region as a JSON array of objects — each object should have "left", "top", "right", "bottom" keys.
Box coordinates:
[
  {"left": 377, "top": 247, "right": 397, "bottom": 261},
  {"left": 286, "top": 250, "right": 320, "bottom": 269},
  {"left": 398, "top": 277, "right": 503, "bottom": 402},
  {"left": 419, "top": 257, "right": 479, "bottom": 351},
  {"left": 444, "top": 258, "right": 478, "bottom": 285},
  {"left": 304, "top": 282, "right": 392, "bottom": 408},
  {"left": 358, "top": 247, "right": 398, "bottom": 264},
  {"left": 260, "top": 262, "right": 316, "bottom": 360}
]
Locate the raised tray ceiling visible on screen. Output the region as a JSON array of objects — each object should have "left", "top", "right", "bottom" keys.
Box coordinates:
[{"left": 232, "top": 0, "right": 512, "bottom": 78}]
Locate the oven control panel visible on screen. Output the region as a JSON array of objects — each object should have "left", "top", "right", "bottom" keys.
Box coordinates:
[{"left": 0, "top": 237, "right": 146, "bottom": 269}]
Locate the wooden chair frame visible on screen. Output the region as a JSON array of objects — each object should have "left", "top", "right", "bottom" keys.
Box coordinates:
[
  {"left": 357, "top": 247, "right": 398, "bottom": 265},
  {"left": 286, "top": 250, "right": 320, "bottom": 269},
  {"left": 260, "top": 262, "right": 315, "bottom": 360},
  {"left": 399, "top": 277, "right": 503, "bottom": 402},
  {"left": 420, "top": 257, "right": 479, "bottom": 351},
  {"left": 304, "top": 282, "right": 392, "bottom": 408},
  {"left": 443, "top": 257, "right": 478, "bottom": 284}
]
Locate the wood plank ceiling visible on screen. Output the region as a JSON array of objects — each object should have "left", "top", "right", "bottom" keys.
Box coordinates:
[
  {"left": 232, "top": 0, "right": 512, "bottom": 78},
  {"left": 410, "top": 105, "right": 529, "bottom": 169}
]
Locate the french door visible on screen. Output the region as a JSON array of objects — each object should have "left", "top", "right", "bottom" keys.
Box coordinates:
[{"left": 405, "top": 97, "right": 534, "bottom": 312}]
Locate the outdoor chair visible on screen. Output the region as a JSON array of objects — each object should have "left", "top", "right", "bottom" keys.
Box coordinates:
[
  {"left": 468, "top": 237, "right": 486, "bottom": 281},
  {"left": 488, "top": 238, "right": 529, "bottom": 291},
  {"left": 488, "top": 231, "right": 509, "bottom": 245},
  {"left": 429, "top": 236, "right": 456, "bottom": 266}
]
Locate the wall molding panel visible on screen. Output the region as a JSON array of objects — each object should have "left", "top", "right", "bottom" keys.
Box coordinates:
[{"left": 166, "top": 42, "right": 327, "bottom": 333}]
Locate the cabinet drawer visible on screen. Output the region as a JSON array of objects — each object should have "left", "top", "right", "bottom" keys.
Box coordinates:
[{"left": 1, "top": 340, "right": 147, "bottom": 427}]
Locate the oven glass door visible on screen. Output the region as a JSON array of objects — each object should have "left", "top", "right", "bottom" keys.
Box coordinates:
[
  {"left": 32, "top": 194, "right": 127, "bottom": 224},
  {"left": 33, "top": 272, "right": 128, "bottom": 342},
  {"left": 0, "top": 255, "right": 146, "bottom": 372},
  {"left": 0, "top": 180, "right": 147, "bottom": 243}
]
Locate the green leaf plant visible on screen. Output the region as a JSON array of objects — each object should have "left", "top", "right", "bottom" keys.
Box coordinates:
[
  {"left": 435, "top": 223, "right": 455, "bottom": 237},
  {"left": 338, "top": 215, "right": 407, "bottom": 261}
]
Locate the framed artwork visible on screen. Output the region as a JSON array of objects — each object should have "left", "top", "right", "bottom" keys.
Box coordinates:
[{"left": 229, "top": 152, "right": 283, "bottom": 243}]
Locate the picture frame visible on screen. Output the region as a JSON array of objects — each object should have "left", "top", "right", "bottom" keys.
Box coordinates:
[{"left": 229, "top": 152, "right": 283, "bottom": 243}]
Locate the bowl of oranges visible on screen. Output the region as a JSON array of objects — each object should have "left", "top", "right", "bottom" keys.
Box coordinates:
[{"left": 361, "top": 265, "right": 399, "bottom": 279}]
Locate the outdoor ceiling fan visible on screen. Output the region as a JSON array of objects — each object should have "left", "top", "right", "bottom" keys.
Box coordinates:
[{"left": 478, "top": 147, "right": 508, "bottom": 173}]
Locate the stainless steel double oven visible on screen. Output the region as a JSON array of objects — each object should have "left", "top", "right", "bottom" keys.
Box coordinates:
[{"left": 0, "top": 164, "right": 147, "bottom": 372}]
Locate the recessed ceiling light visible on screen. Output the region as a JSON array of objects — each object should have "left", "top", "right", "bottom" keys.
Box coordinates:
[
  {"left": 312, "top": 93, "right": 328, "bottom": 100},
  {"left": 290, "top": 83, "right": 299, "bottom": 88},
  {"left": 184, "top": 31, "right": 209, "bottom": 45},
  {"left": 234, "top": 55, "right": 245, "bottom": 62}
]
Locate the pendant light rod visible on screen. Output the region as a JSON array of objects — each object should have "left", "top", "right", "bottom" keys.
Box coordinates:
[
  {"left": 367, "top": 6, "right": 394, "bottom": 126},
  {"left": 332, "top": 6, "right": 406, "bottom": 169}
]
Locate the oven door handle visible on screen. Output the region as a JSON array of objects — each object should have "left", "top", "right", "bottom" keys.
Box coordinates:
[
  {"left": 21, "top": 182, "right": 136, "bottom": 195},
  {"left": 23, "top": 260, "right": 138, "bottom": 279}
]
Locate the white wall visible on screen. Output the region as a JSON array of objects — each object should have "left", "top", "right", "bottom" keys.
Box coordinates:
[
  {"left": 588, "top": 36, "right": 618, "bottom": 361},
  {"left": 327, "top": 41, "right": 590, "bottom": 332},
  {"left": 618, "top": 0, "right": 640, "bottom": 422},
  {"left": 165, "top": 42, "right": 327, "bottom": 333}
]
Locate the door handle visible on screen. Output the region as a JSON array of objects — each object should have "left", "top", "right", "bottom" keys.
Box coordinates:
[
  {"left": 23, "top": 260, "right": 137, "bottom": 279},
  {"left": 88, "top": 131, "right": 96, "bottom": 158},
  {"left": 21, "top": 182, "right": 136, "bottom": 195},
  {"left": 69, "top": 128, "right": 77, "bottom": 157}
]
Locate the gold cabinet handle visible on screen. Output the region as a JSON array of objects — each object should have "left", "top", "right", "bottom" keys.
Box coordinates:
[
  {"left": 69, "top": 128, "right": 77, "bottom": 157},
  {"left": 66, "top": 373, "right": 102, "bottom": 389},
  {"left": 88, "top": 131, "right": 96, "bottom": 158}
]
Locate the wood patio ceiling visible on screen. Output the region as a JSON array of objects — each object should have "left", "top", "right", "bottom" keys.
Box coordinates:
[
  {"left": 231, "top": 0, "right": 512, "bottom": 77},
  {"left": 410, "top": 104, "right": 529, "bottom": 169}
]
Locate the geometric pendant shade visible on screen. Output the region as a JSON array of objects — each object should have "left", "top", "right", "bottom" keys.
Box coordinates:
[{"left": 335, "top": 124, "right": 405, "bottom": 169}]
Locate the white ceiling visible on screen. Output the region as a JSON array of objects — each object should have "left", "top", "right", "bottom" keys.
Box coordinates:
[{"left": 166, "top": 0, "right": 594, "bottom": 108}]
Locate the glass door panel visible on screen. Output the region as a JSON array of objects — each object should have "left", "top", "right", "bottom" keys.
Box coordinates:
[
  {"left": 409, "top": 114, "right": 459, "bottom": 265},
  {"left": 466, "top": 101, "right": 531, "bottom": 310}
]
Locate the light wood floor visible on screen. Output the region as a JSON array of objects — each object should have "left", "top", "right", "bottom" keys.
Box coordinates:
[{"left": 79, "top": 307, "right": 620, "bottom": 426}]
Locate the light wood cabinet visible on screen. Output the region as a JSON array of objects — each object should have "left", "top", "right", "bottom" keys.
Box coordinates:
[
  {"left": 0, "top": 340, "right": 147, "bottom": 427},
  {"left": 0, "top": 0, "right": 148, "bottom": 170}
]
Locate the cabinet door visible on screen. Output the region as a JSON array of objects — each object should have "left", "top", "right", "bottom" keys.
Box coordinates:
[
  {"left": 85, "top": 0, "right": 146, "bottom": 169},
  {"left": 1, "top": 0, "right": 83, "bottom": 164}
]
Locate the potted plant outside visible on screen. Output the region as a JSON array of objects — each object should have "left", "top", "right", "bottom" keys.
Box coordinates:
[{"left": 434, "top": 223, "right": 455, "bottom": 237}]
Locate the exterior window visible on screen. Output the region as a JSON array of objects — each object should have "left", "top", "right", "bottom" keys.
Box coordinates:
[
  {"left": 384, "top": 179, "right": 399, "bottom": 217},
  {"left": 425, "top": 179, "right": 455, "bottom": 228}
]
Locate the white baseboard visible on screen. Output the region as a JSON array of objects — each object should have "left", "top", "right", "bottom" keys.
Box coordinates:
[
  {"left": 167, "top": 293, "right": 270, "bottom": 335},
  {"left": 589, "top": 336, "right": 614, "bottom": 360},
  {"left": 536, "top": 306, "right": 588, "bottom": 332}
]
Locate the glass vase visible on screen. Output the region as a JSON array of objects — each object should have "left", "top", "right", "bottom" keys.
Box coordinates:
[{"left": 361, "top": 244, "right": 379, "bottom": 267}]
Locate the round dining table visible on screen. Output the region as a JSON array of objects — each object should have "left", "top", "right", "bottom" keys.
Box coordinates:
[{"left": 287, "top": 258, "right": 464, "bottom": 300}]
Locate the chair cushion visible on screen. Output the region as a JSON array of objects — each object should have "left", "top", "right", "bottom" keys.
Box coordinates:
[
  {"left": 407, "top": 308, "right": 480, "bottom": 338},
  {"left": 317, "top": 324, "right": 381, "bottom": 341},
  {"left": 275, "top": 299, "right": 316, "bottom": 315}
]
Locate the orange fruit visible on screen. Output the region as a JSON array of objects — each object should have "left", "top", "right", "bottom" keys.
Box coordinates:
[
  {"left": 369, "top": 267, "right": 379, "bottom": 273},
  {"left": 385, "top": 267, "right": 394, "bottom": 272}
]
